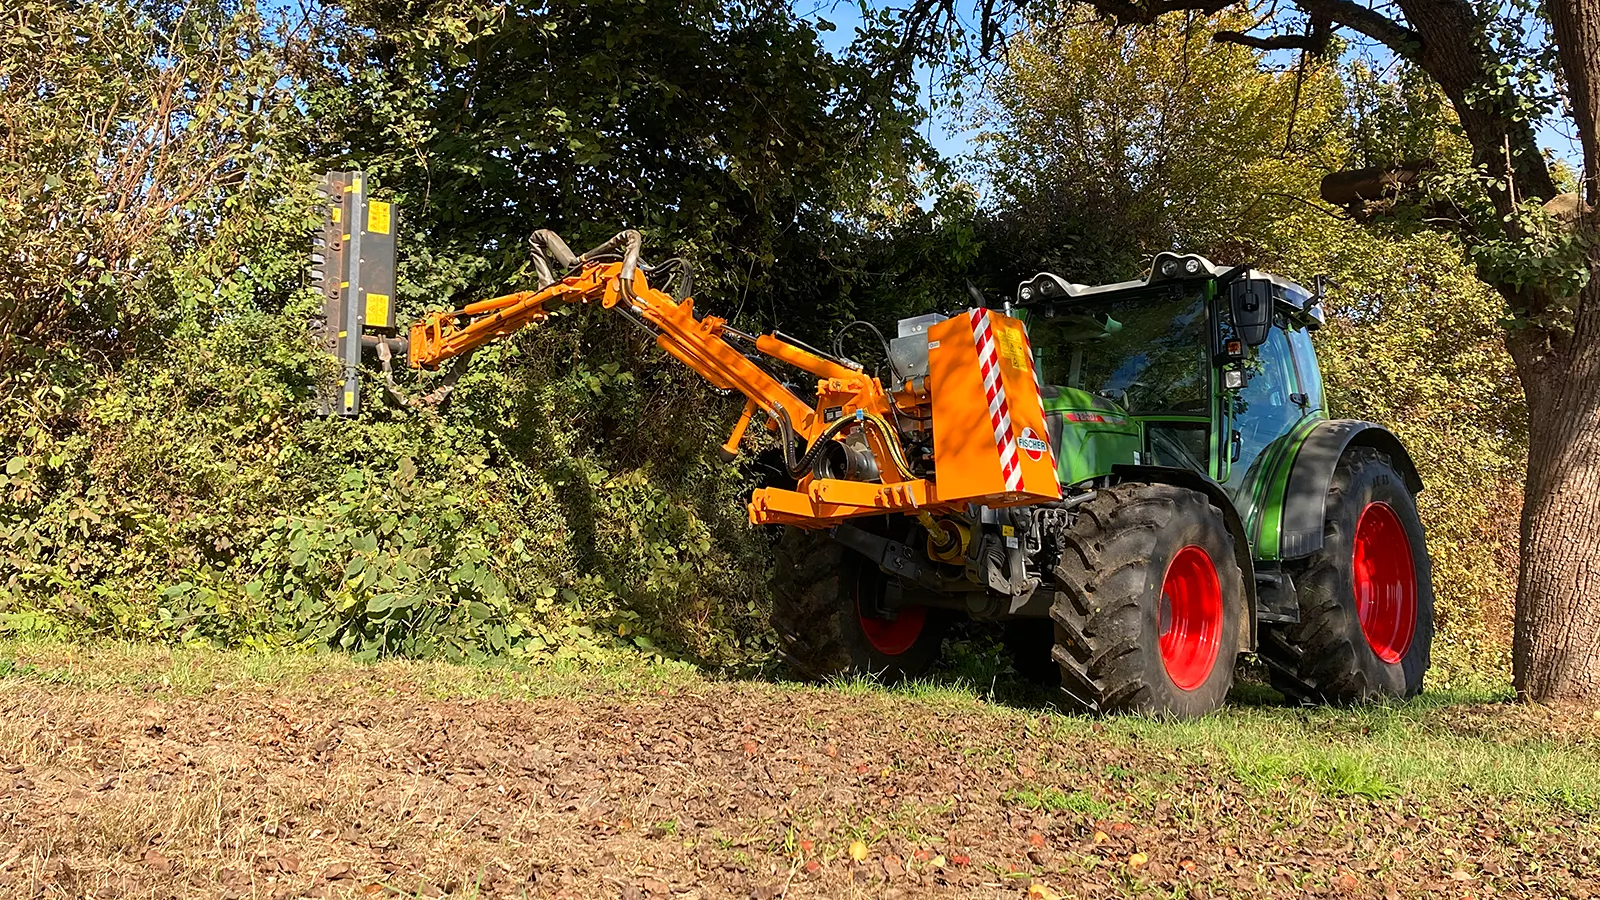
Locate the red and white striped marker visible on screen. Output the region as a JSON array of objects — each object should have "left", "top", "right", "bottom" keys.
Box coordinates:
[{"left": 967, "top": 309, "right": 1025, "bottom": 493}]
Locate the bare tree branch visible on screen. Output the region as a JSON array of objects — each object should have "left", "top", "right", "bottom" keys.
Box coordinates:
[
  {"left": 1213, "top": 29, "right": 1323, "bottom": 50},
  {"left": 1292, "top": 0, "right": 1415, "bottom": 52}
]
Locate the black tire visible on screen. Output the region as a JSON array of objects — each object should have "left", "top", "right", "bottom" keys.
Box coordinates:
[
  {"left": 1260, "top": 447, "right": 1434, "bottom": 704},
  {"left": 1051, "top": 483, "right": 1247, "bottom": 717},
  {"left": 771, "top": 526, "right": 943, "bottom": 681}
]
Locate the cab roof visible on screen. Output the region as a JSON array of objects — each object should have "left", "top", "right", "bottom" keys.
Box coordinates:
[{"left": 1016, "top": 252, "right": 1322, "bottom": 327}]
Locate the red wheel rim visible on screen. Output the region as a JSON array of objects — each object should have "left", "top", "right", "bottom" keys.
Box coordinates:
[
  {"left": 1158, "top": 545, "right": 1224, "bottom": 691},
  {"left": 856, "top": 574, "right": 925, "bottom": 656},
  {"left": 1353, "top": 502, "right": 1417, "bottom": 664}
]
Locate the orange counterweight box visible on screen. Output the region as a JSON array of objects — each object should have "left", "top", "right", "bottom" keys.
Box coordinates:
[{"left": 926, "top": 309, "right": 1061, "bottom": 506}]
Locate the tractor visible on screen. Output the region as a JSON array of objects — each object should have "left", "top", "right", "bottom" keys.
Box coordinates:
[
  {"left": 316, "top": 183, "right": 1431, "bottom": 718},
  {"left": 767, "top": 257, "right": 1433, "bottom": 717}
]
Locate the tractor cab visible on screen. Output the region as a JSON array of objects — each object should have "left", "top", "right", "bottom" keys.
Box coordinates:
[{"left": 1012, "top": 253, "right": 1329, "bottom": 557}]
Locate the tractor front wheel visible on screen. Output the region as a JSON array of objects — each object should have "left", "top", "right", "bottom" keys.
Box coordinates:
[
  {"left": 771, "top": 526, "right": 943, "bottom": 681},
  {"left": 1050, "top": 483, "right": 1247, "bottom": 717},
  {"left": 1261, "top": 447, "right": 1434, "bottom": 703}
]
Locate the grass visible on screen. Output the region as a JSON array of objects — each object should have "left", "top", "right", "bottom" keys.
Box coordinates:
[
  {"left": 0, "top": 636, "right": 704, "bottom": 701},
  {"left": 1083, "top": 692, "right": 1600, "bottom": 809},
  {"left": 1004, "top": 787, "right": 1115, "bottom": 817},
  {"left": 2, "top": 635, "right": 1597, "bottom": 815}
]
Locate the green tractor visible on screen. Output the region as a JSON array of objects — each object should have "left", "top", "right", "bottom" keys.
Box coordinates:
[{"left": 772, "top": 252, "right": 1433, "bottom": 717}]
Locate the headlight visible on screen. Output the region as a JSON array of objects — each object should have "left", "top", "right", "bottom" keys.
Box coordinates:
[
  {"left": 1183, "top": 257, "right": 1202, "bottom": 275},
  {"left": 1160, "top": 259, "right": 1179, "bottom": 277},
  {"left": 1019, "top": 285, "right": 1034, "bottom": 301}
]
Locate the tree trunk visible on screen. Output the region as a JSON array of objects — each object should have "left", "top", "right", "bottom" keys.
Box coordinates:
[{"left": 1507, "top": 280, "right": 1600, "bottom": 702}]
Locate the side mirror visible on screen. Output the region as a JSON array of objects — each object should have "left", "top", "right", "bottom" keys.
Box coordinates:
[{"left": 1229, "top": 278, "right": 1273, "bottom": 347}]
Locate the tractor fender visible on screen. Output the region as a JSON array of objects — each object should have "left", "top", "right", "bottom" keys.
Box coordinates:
[
  {"left": 1110, "top": 464, "right": 1257, "bottom": 652},
  {"left": 1278, "top": 419, "right": 1423, "bottom": 560}
]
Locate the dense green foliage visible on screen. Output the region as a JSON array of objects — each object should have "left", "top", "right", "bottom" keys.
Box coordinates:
[{"left": 0, "top": 1, "right": 1522, "bottom": 685}]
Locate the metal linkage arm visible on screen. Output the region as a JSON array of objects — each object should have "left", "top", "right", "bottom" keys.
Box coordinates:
[
  {"left": 408, "top": 263, "right": 623, "bottom": 369},
  {"left": 407, "top": 230, "right": 841, "bottom": 451}
]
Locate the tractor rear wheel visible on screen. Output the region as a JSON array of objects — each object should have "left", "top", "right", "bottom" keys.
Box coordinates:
[
  {"left": 771, "top": 526, "right": 943, "bottom": 681},
  {"left": 1050, "top": 483, "right": 1246, "bottom": 717},
  {"left": 1260, "top": 447, "right": 1434, "bottom": 703}
]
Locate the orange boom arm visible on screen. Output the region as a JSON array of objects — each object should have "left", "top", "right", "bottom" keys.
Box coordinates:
[{"left": 407, "top": 229, "right": 1059, "bottom": 526}]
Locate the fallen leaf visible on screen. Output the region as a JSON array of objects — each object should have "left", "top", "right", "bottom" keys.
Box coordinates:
[
  {"left": 142, "top": 849, "right": 171, "bottom": 875},
  {"left": 1028, "top": 883, "right": 1063, "bottom": 900},
  {"left": 1028, "top": 833, "right": 1047, "bottom": 848},
  {"left": 931, "top": 854, "right": 946, "bottom": 868},
  {"left": 848, "top": 840, "right": 869, "bottom": 862},
  {"left": 1449, "top": 870, "right": 1476, "bottom": 882},
  {"left": 1094, "top": 831, "right": 1110, "bottom": 844},
  {"left": 1128, "top": 852, "right": 1149, "bottom": 867}
]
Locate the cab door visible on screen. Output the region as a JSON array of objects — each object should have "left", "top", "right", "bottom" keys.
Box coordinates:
[{"left": 1222, "top": 319, "right": 1310, "bottom": 540}]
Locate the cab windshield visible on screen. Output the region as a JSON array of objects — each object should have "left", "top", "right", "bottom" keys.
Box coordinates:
[{"left": 1025, "top": 285, "right": 1211, "bottom": 415}]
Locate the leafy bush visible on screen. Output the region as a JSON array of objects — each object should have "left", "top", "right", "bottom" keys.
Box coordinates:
[{"left": 1, "top": 263, "right": 775, "bottom": 665}]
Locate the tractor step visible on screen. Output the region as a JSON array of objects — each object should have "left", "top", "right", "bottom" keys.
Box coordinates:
[{"left": 1254, "top": 570, "right": 1300, "bottom": 624}]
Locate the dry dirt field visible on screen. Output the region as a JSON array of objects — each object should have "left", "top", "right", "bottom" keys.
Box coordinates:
[{"left": 0, "top": 642, "right": 1595, "bottom": 899}]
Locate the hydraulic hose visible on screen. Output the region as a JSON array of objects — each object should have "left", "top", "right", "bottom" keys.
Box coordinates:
[
  {"left": 529, "top": 229, "right": 582, "bottom": 288},
  {"left": 528, "top": 229, "right": 644, "bottom": 292},
  {"left": 772, "top": 408, "right": 915, "bottom": 483}
]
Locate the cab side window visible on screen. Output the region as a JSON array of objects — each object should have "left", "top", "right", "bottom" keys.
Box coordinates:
[{"left": 1287, "top": 325, "right": 1324, "bottom": 413}]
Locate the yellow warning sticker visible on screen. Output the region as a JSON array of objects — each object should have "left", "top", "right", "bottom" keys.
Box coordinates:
[
  {"left": 331, "top": 207, "right": 341, "bottom": 223},
  {"left": 365, "top": 292, "right": 390, "bottom": 325},
  {"left": 993, "top": 320, "right": 1029, "bottom": 370},
  {"left": 366, "top": 200, "right": 392, "bottom": 235}
]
